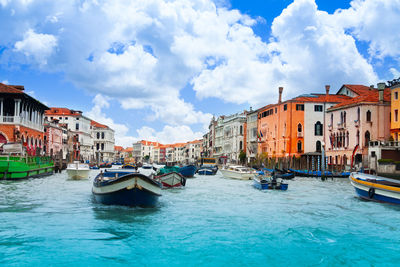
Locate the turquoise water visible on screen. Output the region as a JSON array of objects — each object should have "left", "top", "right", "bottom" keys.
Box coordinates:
[{"left": 1, "top": 170, "right": 400, "bottom": 266}]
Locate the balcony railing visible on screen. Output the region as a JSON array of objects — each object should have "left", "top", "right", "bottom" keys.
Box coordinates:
[{"left": 1, "top": 115, "right": 44, "bottom": 132}]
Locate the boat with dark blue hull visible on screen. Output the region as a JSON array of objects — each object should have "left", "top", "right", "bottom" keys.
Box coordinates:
[
  {"left": 179, "top": 165, "right": 197, "bottom": 178},
  {"left": 253, "top": 175, "right": 288, "bottom": 191},
  {"left": 197, "top": 166, "right": 218, "bottom": 175},
  {"left": 92, "top": 170, "right": 162, "bottom": 207}
]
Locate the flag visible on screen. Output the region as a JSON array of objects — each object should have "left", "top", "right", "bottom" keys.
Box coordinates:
[{"left": 260, "top": 130, "right": 263, "bottom": 138}]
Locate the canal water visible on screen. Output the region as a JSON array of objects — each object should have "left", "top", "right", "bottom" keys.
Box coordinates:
[{"left": 1, "top": 170, "right": 400, "bottom": 266}]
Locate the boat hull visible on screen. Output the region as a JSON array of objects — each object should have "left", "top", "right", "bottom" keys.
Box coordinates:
[
  {"left": 67, "top": 169, "right": 90, "bottom": 180},
  {"left": 220, "top": 169, "right": 254, "bottom": 180},
  {"left": 92, "top": 173, "right": 162, "bottom": 207},
  {"left": 197, "top": 168, "right": 215, "bottom": 175},
  {"left": 350, "top": 173, "right": 400, "bottom": 204},
  {"left": 179, "top": 165, "right": 197, "bottom": 178},
  {"left": 0, "top": 156, "right": 54, "bottom": 180},
  {"left": 253, "top": 177, "right": 288, "bottom": 190},
  {"left": 155, "top": 172, "right": 186, "bottom": 188}
]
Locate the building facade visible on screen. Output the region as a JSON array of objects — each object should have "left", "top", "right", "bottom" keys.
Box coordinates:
[
  {"left": 246, "top": 108, "right": 258, "bottom": 163},
  {"left": 91, "top": 120, "right": 115, "bottom": 163},
  {"left": 0, "top": 83, "right": 48, "bottom": 155}
]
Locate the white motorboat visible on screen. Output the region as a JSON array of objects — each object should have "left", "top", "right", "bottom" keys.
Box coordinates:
[
  {"left": 219, "top": 165, "right": 256, "bottom": 180},
  {"left": 66, "top": 161, "right": 90, "bottom": 180}
]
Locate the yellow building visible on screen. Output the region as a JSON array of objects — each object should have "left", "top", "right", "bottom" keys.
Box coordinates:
[{"left": 391, "top": 83, "right": 400, "bottom": 141}]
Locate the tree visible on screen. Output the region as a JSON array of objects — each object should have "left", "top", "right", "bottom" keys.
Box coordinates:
[
  {"left": 144, "top": 155, "right": 150, "bottom": 162},
  {"left": 239, "top": 150, "right": 246, "bottom": 164}
]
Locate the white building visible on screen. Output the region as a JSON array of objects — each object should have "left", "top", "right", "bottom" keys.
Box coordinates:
[
  {"left": 246, "top": 109, "right": 258, "bottom": 163},
  {"left": 91, "top": 120, "right": 115, "bottom": 163},
  {"left": 133, "top": 140, "right": 160, "bottom": 163}
]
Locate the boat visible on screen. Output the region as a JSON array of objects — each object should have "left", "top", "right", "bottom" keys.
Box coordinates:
[
  {"left": 253, "top": 174, "right": 288, "bottom": 190},
  {"left": 89, "top": 164, "right": 99, "bottom": 170},
  {"left": 197, "top": 167, "right": 217, "bottom": 175},
  {"left": 155, "top": 172, "right": 186, "bottom": 188},
  {"left": 121, "top": 163, "right": 137, "bottom": 169},
  {"left": 264, "top": 168, "right": 295, "bottom": 179},
  {"left": 288, "top": 168, "right": 349, "bottom": 178},
  {"left": 220, "top": 165, "right": 256, "bottom": 180},
  {"left": 179, "top": 164, "right": 197, "bottom": 178},
  {"left": 349, "top": 172, "right": 400, "bottom": 204},
  {"left": 99, "top": 162, "right": 112, "bottom": 168},
  {"left": 142, "top": 163, "right": 153, "bottom": 169},
  {"left": 66, "top": 161, "right": 90, "bottom": 180},
  {"left": 197, "top": 158, "right": 218, "bottom": 175},
  {"left": 0, "top": 143, "right": 54, "bottom": 179},
  {"left": 92, "top": 170, "right": 162, "bottom": 207}
]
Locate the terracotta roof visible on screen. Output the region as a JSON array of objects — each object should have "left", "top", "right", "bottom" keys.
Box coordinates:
[
  {"left": 114, "top": 146, "right": 124, "bottom": 151},
  {"left": 91, "top": 120, "right": 108, "bottom": 128},
  {"left": 45, "top": 107, "right": 82, "bottom": 116},
  {"left": 329, "top": 88, "right": 391, "bottom": 110},
  {"left": 341, "top": 84, "right": 372, "bottom": 96},
  {"left": 0, "top": 83, "right": 24, "bottom": 94},
  {"left": 293, "top": 94, "right": 352, "bottom": 103},
  {"left": 123, "top": 147, "right": 133, "bottom": 152}
]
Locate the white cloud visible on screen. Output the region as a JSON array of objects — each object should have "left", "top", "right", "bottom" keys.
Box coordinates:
[
  {"left": 1, "top": 80, "right": 9, "bottom": 84},
  {"left": 14, "top": 29, "right": 57, "bottom": 65},
  {"left": 390, "top": 68, "right": 400, "bottom": 79}
]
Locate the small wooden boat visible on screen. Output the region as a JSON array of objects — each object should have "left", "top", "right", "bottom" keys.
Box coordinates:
[
  {"left": 264, "top": 168, "right": 295, "bottom": 180},
  {"left": 142, "top": 163, "right": 153, "bottom": 169},
  {"left": 349, "top": 172, "right": 400, "bottom": 204},
  {"left": 92, "top": 170, "right": 162, "bottom": 207},
  {"left": 179, "top": 165, "right": 197, "bottom": 178},
  {"left": 220, "top": 165, "right": 256, "bottom": 180},
  {"left": 155, "top": 172, "right": 186, "bottom": 188},
  {"left": 253, "top": 175, "right": 288, "bottom": 190},
  {"left": 66, "top": 161, "right": 90, "bottom": 180}
]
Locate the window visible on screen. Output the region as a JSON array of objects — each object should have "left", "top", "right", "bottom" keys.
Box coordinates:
[
  {"left": 297, "top": 141, "right": 302, "bottom": 152},
  {"left": 96, "top": 143, "right": 99, "bottom": 150},
  {"left": 330, "top": 114, "right": 333, "bottom": 126},
  {"left": 75, "top": 123, "right": 79, "bottom": 130},
  {"left": 356, "top": 130, "right": 360, "bottom": 145},
  {"left": 343, "top": 111, "right": 346, "bottom": 124},
  {"left": 365, "top": 131, "right": 370, "bottom": 146},
  {"left": 65, "top": 117, "right": 68, "bottom": 120},
  {"left": 76, "top": 117, "right": 79, "bottom": 120},
  {"left": 297, "top": 123, "right": 302, "bottom": 133},
  {"left": 314, "top": 105, "right": 323, "bottom": 112},
  {"left": 366, "top": 110, "right": 371, "bottom": 122},
  {"left": 316, "top": 141, "right": 321, "bottom": 152},
  {"left": 240, "top": 126, "right": 243, "bottom": 135},
  {"left": 101, "top": 143, "right": 104, "bottom": 150},
  {"left": 97, "top": 132, "right": 100, "bottom": 139},
  {"left": 314, "top": 121, "right": 323, "bottom": 136},
  {"left": 395, "top": 110, "right": 398, "bottom": 122},
  {"left": 296, "top": 104, "right": 304, "bottom": 111},
  {"left": 283, "top": 104, "right": 287, "bottom": 111},
  {"left": 59, "top": 117, "right": 62, "bottom": 120},
  {"left": 275, "top": 107, "right": 277, "bottom": 113},
  {"left": 101, "top": 132, "right": 105, "bottom": 139},
  {"left": 395, "top": 92, "right": 398, "bottom": 100},
  {"left": 239, "top": 141, "right": 243, "bottom": 150},
  {"left": 357, "top": 107, "right": 360, "bottom": 121}
]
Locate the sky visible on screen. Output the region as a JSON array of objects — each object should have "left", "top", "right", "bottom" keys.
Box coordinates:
[{"left": 0, "top": 0, "right": 399, "bottom": 147}]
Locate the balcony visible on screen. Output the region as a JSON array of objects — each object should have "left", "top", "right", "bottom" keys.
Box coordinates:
[
  {"left": 337, "top": 122, "right": 346, "bottom": 130},
  {"left": 1, "top": 115, "right": 44, "bottom": 132},
  {"left": 297, "top": 132, "right": 303, "bottom": 138},
  {"left": 328, "top": 124, "right": 333, "bottom": 131},
  {"left": 354, "top": 119, "right": 360, "bottom": 127}
]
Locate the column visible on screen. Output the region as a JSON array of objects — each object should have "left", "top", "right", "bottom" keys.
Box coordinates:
[{"left": 0, "top": 98, "right": 3, "bottom": 117}]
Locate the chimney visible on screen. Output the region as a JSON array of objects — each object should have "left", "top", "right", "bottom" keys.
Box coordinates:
[
  {"left": 370, "top": 85, "right": 375, "bottom": 90},
  {"left": 377, "top": 82, "right": 385, "bottom": 102},
  {"left": 325, "top": 85, "right": 330, "bottom": 96},
  {"left": 278, "top": 87, "right": 283, "bottom": 104}
]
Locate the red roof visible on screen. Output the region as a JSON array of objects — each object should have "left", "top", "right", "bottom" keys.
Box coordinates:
[
  {"left": 114, "top": 146, "right": 124, "bottom": 151},
  {"left": 45, "top": 107, "right": 82, "bottom": 116},
  {"left": 123, "top": 147, "right": 133, "bottom": 152},
  {"left": 0, "top": 83, "right": 24, "bottom": 94},
  {"left": 341, "top": 84, "right": 372, "bottom": 96},
  {"left": 91, "top": 120, "right": 108, "bottom": 128},
  {"left": 329, "top": 88, "right": 391, "bottom": 110},
  {"left": 293, "top": 94, "right": 352, "bottom": 103}
]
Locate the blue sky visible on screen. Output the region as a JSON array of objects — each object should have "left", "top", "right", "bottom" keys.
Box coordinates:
[{"left": 0, "top": 0, "right": 399, "bottom": 146}]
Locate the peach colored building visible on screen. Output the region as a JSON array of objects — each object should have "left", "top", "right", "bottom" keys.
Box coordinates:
[
  {"left": 325, "top": 84, "right": 391, "bottom": 169},
  {"left": 390, "top": 82, "right": 400, "bottom": 140},
  {"left": 257, "top": 86, "right": 350, "bottom": 164}
]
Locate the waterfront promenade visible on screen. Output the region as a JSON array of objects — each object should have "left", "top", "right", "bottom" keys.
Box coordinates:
[{"left": 1, "top": 171, "right": 400, "bottom": 266}]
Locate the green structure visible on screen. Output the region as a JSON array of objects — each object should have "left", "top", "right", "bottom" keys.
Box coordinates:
[
  {"left": 0, "top": 156, "right": 54, "bottom": 179},
  {"left": 157, "top": 165, "right": 180, "bottom": 175}
]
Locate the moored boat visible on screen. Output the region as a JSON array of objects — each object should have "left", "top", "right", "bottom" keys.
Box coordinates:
[
  {"left": 349, "top": 172, "right": 400, "bottom": 204},
  {"left": 253, "top": 175, "right": 288, "bottom": 190},
  {"left": 220, "top": 165, "right": 256, "bottom": 180},
  {"left": 99, "top": 162, "right": 112, "bottom": 168},
  {"left": 264, "top": 168, "right": 295, "bottom": 180},
  {"left": 179, "top": 164, "right": 197, "bottom": 178},
  {"left": 92, "top": 170, "right": 162, "bottom": 207},
  {"left": 142, "top": 163, "right": 153, "bottom": 169},
  {"left": 0, "top": 143, "right": 54, "bottom": 179},
  {"left": 155, "top": 172, "right": 186, "bottom": 188},
  {"left": 66, "top": 161, "right": 90, "bottom": 180},
  {"left": 197, "top": 167, "right": 217, "bottom": 175}
]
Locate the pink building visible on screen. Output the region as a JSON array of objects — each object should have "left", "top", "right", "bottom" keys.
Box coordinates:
[
  {"left": 44, "top": 119, "right": 64, "bottom": 157},
  {"left": 325, "top": 84, "right": 391, "bottom": 169}
]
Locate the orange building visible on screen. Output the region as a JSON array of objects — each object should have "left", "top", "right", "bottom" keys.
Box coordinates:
[
  {"left": 0, "top": 83, "right": 49, "bottom": 155},
  {"left": 257, "top": 86, "right": 351, "bottom": 161},
  {"left": 390, "top": 82, "right": 400, "bottom": 140}
]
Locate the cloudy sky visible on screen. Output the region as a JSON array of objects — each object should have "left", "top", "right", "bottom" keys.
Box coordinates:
[{"left": 0, "top": 0, "right": 399, "bottom": 146}]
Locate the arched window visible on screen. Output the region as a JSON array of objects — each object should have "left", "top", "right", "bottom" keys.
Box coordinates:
[
  {"left": 96, "top": 143, "right": 99, "bottom": 150},
  {"left": 357, "top": 107, "right": 360, "bottom": 121},
  {"left": 357, "top": 130, "right": 360, "bottom": 145},
  {"left": 240, "top": 126, "right": 243, "bottom": 135},
  {"left": 97, "top": 132, "right": 100, "bottom": 139},
  {"left": 330, "top": 113, "right": 333, "bottom": 126},
  {"left": 343, "top": 111, "right": 346, "bottom": 124},
  {"left": 0, "top": 133, "right": 7, "bottom": 144},
  {"left": 365, "top": 131, "right": 370, "bottom": 146},
  {"left": 366, "top": 110, "right": 371, "bottom": 122},
  {"left": 316, "top": 141, "right": 321, "bottom": 152},
  {"left": 297, "top": 140, "right": 302, "bottom": 152},
  {"left": 314, "top": 121, "right": 323, "bottom": 136},
  {"left": 346, "top": 131, "right": 349, "bottom": 147},
  {"left": 101, "top": 143, "right": 104, "bottom": 150},
  {"left": 297, "top": 123, "right": 302, "bottom": 133},
  {"left": 340, "top": 112, "right": 343, "bottom": 123},
  {"left": 239, "top": 141, "right": 243, "bottom": 150},
  {"left": 101, "top": 132, "right": 105, "bottom": 139}
]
